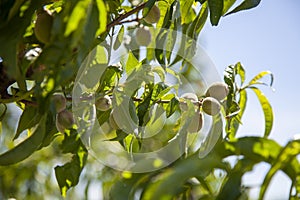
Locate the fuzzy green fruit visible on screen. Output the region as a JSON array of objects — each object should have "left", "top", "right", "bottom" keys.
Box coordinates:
[
  {"left": 96, "top": 95, "right": 112, "bottom": 111},
  {"left": 187, "top": 111, "right": 203, "bottom": 133},
  {"left": 56, "top": 110, "right": 75, "bottom": 132},
  {"left": 179, "top": 92, "right": 198, "bottom": 111},
  {"left": 144, "top": 5, "right": 160, "bottom": 24},
  {"left": 135, "top": 27, "right": 152, "bottom": 46},
  {"left": 205, "top": 82, "right": 229, "bottom": 101},
  {"left": 34, "top": 9, "right": 53, "bottom": 43},
  {"left": 202, "top": 97, "right": 221, "bottom": 116},
  {"left": 52, "top": 94, "right": 66, "bottom": 113}
]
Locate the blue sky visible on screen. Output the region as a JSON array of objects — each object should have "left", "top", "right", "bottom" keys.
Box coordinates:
[{"left": 201, "top": 1, "right": 300, "bottom": 198}]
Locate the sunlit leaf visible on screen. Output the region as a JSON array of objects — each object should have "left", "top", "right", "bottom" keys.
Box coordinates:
[
  {"left": 251, "top": 87, "right": 273, "bottom": 137},
  {"left": 95, "top": 0, "right": 107, "bottom": 36},
  {"left": 222, "top": 0, "right": 237, "bottom": 15},
  {"left": 180, "top": 0, "right": 194, "bottom": 24},
  {"left": 248, "top": 71, "right": 273, "bottom": 87},
  {"left": 226, "top": 89, "right": 247, "bottom": 139},
  {"left": 113, "top": 25, "right": 124, "bottom": 50},
  {"left": 64, "top": 0, "right": 92, "bottom": 37},
  {"left": 259, "top": 140, "right": 300, "bottom": 199}
]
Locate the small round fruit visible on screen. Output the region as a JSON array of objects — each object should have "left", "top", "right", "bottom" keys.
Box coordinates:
[
  {"left": 109, "top": 112, "right": 119, "bottom": 130},
  {"left": 52, "top": 94, "right": 66, "bottom": 113},
  {"left": 144, "top": 5, "right": 160, "bottom": 24},
  {"left": 202, "top": 97, "right": 221, "bottom": 116},
  {"left": 179, "top": 92, "right": 198, "bottom": 111},
  {"left": 56, "top": 110, "right": 75, "bottom": 132},
  {"left": 34, "top": 9, "right": 53, "bottom": 43},
  {"left": 96, "top": 95, "right": 112, "bottom": 111},
  {"left": 187, "top": 111, "right": 203, "bottom": 133},
  {"left": 205, "top": 82, "right": 229, "bottom": 101},
  {"left": 135, "top": 27, "right": 152, "bottom": 46}
]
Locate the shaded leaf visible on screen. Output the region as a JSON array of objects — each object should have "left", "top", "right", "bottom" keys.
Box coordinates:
[
  {"left": 113, "top": 25, "right": 124, "bottom": 50},
  {"left": 208, "top": 0, "right": 223, "bottom": 25},
  {"left": 199, "top": 113, "right": 223, "bottom": 158},
  {"left": 14, "top": 106, "right": 40, "bottom": 140},
  {"left": 0, "top": 115, "right": 46, "bottom": 166},
  {"left": 225, "top": 0, "right": 261, "bottom": 16}
]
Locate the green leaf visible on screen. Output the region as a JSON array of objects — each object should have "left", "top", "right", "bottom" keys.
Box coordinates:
[
  {"left": 208, "top": 0, "right": 223, "bottom": 26},
  {"left": 251, "top": 87, "right": 273, "bottom": 137},
  {"left": 0, "top": 115, "right": 47, "bottom": 166},
  {"left": 141, "top": 153, "right": 225, "bottom": 200},
  {"left": 199, "top": 114, "right": 223, "bottom": 158},
  {"left": 97, "top": 109, "right": 111, "bottom": 126},
  {"left": 259, "top": 140, "right": 300, "bottom": 199},
  {"left": 225, "top": 0, "right": 261, "bottom": 16},
  {"left": 226, "top": 89, "right": 247, "bottom": 138},
  {"left": 95, "top": 0, "right": 107, "bottom": 36},
  {"left": 217, "top": 158, "right": 255, "bottom": 200},
  {"left": 166, "top": 97, "right": 179, "bottom": 117},
  {"left": 180, "top": 0, "right": 194, "bottom": 24},
  {"left": 0, "top": 104, "right": 7, "bottom": 121},
  {"left": 248, "top": 70, "right": 273, "bottom": 87},
  {"left": 14, "top": 106, "right": 40, "bottom": 140},
  {"left": 55, "top": 130, "right": 88, "bottom": 197},
  {"left": 222, "top": 0, "right": 237, "bottom": 15},
  {"left": 125, "top": 51, "right": 140, "bottom": 76},
  {"left": 64, "top": 0, "right": 92, "bottom": 37},
  {"left": 113, "top": 25, "right": 124, "bottom": 50}
]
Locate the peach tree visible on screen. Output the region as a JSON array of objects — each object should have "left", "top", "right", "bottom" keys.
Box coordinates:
[{"left": 0, "top": 0, "right": 299, "bottom": 199}]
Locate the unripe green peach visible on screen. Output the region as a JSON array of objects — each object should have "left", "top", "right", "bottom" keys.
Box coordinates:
[
  {"left": 56, "top": 110, "right": 75, "bottom": 132},
  {"left": 179, "top": 92, "right": 198, "bottom": 111},
  {"left": 187, "top": 111, "right": 203, "bottom": 133},
  {"left": 135, "top": 27, "right": 152, "bottom": 46},
  {"left": 109, "top": 112, "right": 119, "bottom": 130},
  {"left": 34, "top": 9, "right": 53, "bottom": 43},
  {"left": 144, "top": 5, "right": 160, "bottom": 24},
  {"left": 96, "top": 95, "right": 112, "bottom": 111},
  {"left": 205, "top": 82, "right": 229, "bottom": 101},
  {"left": 52, "top": 94, "right": 66, "bottom": 113},
  {"left": 202, "top": 97, "right": 221, "bottom": 116}
]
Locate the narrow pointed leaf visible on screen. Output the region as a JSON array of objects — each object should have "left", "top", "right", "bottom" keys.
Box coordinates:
[
  {"left": 0, "top": 115, "right": 46, "bottom": 165},
  {"left": 251, "top": 87, "right": 273, "bottom": 137},
  {"left": 208, "top": 0, "right": 223, "bottom": 25},
  {"left": 225, "top": 0, "right": 261, "bottom": 16}
]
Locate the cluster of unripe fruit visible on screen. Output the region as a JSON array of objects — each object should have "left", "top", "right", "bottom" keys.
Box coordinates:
[
  {"left": 53, "top": 82, "right": 228, "bottom": 134},
  {"left": 135, "top": 4, "right": 161, "bottom": 46},
  {"left": 179, "top": 82, "right": 229, "bottom": 133},
  {"left": 53, "top": 94, "right": 75, "bottom": 133}
]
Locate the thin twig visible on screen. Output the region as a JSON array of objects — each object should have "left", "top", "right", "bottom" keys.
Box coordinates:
[{"left": 106, "top": 3, "right": 146, "bottom": 30}]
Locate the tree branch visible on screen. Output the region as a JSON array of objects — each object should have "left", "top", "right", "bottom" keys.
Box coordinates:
[{"left": 106, "top": 2, "right": 146, "bottom": 30}]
